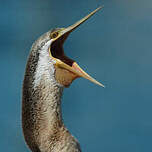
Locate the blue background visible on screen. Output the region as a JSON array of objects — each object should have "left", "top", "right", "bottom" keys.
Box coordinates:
[{"left": 1, "top": 0, "right": 152, "bottom": 151}]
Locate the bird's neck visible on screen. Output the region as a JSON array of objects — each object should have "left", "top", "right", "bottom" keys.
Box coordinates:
[
  {"left": 32, "top": 75, "right": 64, "bottom": 129},
  {"left": 22, "top": 46, "right": 67, "bottom": 151},
  {"left": 22, "top": 71, "right": 66, "bottom": 151},
  {"left": 22, "top": 47, "right": 81, "bottom": 152}
]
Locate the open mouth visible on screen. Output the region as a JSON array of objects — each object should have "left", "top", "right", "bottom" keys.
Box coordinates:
[
  {"left": 48, "top": 6, "right": 104, "bottom": 87},
  {"left": 50, "top": 33, "right": 75, "bottom": 67}
]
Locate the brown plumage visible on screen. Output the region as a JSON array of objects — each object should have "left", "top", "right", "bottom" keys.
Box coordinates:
[{"left": 22, "top": 7, "right": 104, "bottom": 152}]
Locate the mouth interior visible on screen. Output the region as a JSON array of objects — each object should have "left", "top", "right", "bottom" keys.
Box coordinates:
[{"left": 50, "top": 35, "right": 74, "bottom": 67}]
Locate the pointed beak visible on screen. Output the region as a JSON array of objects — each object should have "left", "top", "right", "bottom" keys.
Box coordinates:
[
  {"left": 55, "top": 6, "right": 105, "bottom": 87},
  {"left": 60, "top": 6, "right": 104, "bottom": 36}
]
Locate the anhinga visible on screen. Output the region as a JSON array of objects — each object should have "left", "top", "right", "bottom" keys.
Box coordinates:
[{"left": 22, "top": 7, "right": 104, "bottom": 152}]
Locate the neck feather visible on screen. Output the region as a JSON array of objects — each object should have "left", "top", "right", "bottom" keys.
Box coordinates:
[
  {"left": 22, "top": 39, "right": 81, "bottom": 152},
  {"left": 22, "top": 44, "right": 64, "bottom": 150}
]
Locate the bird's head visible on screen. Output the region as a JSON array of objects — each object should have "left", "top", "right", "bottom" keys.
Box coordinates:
[{"left": 31, "top": 7, "right": 104, "bottom": 88}]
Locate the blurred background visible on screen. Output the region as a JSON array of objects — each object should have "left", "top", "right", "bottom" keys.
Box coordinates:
[{"left": 1, "top": 0, "right": 152, "bottom": 151}]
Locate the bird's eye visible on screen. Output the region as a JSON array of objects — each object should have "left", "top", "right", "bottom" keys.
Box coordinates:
[{"left": 50, "top": 32, "right": 59, "bottom": 39}]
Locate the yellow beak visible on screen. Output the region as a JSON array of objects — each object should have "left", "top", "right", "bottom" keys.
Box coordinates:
[
  {"left": 60, "top": 6, "right": 103, "bottom": 35},
  {"left": 55, "top": 6, "right": 105, "bottom": 87}
]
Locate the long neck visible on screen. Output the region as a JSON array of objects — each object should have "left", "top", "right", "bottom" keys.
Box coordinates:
[
  {"left": 22, "top": 49, "right": 81, "bottom": 152},
  {"left": 22, "top": 75, "right": 64, "bottom": 151},
  {"left": 22, "top": 47, "right": 64, "bottom": 151}
]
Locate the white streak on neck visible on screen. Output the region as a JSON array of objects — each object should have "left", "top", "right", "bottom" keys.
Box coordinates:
[{"left": 33, "top": 40, "right": 57, "bottom": 89}]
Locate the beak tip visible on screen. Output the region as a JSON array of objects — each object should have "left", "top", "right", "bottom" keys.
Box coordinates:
[
  {"left": 99, "top": 5, "right": 104, "bottom": 9},
  {"left": 96, "top": 5, "right": 104, "bottom": 12},
  {"left": 100, "top": 84, "right": 105, "bottom": 88},
  {"left": 95, "top": 81, "right": 105, "bottom": 88}
]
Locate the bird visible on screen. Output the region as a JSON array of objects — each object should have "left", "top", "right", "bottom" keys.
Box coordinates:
[{"left": 22, "top": 6, "right": 104, "bottom": 152}]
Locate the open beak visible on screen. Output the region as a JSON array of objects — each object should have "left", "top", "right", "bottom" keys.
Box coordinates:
[{"left": 54, "top": 6, "right": 105, "bottom": 87}]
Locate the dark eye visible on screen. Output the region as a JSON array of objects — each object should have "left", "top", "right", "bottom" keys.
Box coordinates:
[{"left": 51, "top": 32, "right": 59, "bottom": 39}]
